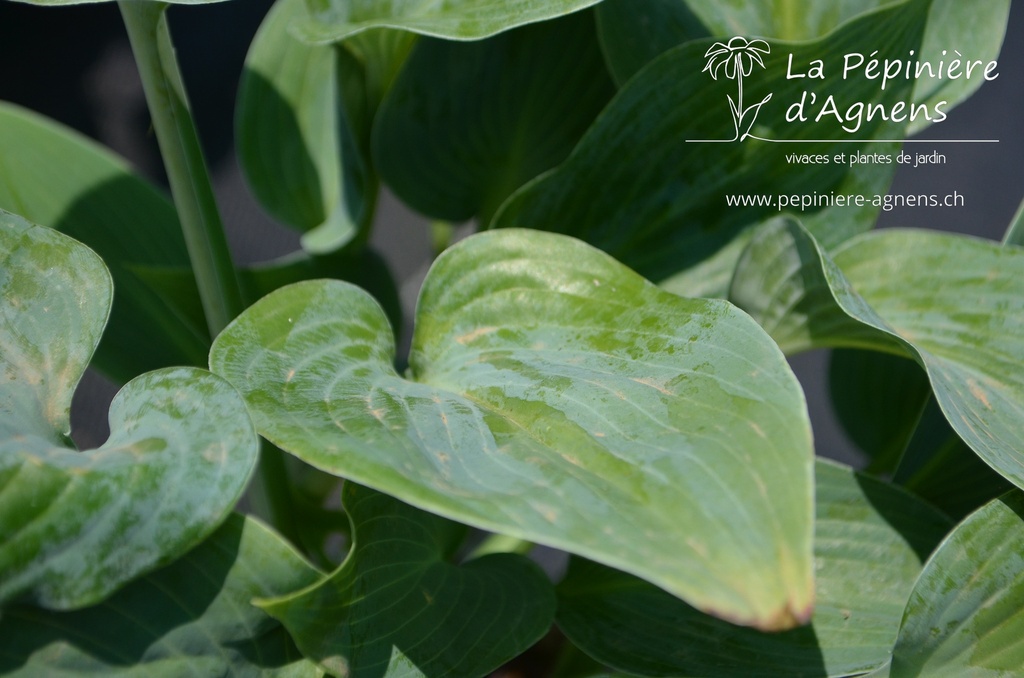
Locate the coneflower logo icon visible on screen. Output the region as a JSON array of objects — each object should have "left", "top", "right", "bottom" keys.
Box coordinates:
[{"left": 702, "top": 37, "right": 773, "bottom": 141}]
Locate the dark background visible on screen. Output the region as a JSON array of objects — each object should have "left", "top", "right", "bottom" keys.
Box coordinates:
[{"left": 1, "top": 0, "right": 1022, "bottom": 465}]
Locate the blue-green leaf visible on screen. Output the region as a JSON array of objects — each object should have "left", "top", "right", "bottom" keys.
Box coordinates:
[
  {"left": 730, "top": 219, "right": 1024, "bottom": 494},
  {"left": 890, "top": 492, "right": 1024, "bottom": 676},
  {"left": 211, "top": 228, "right": 815, "bottom": 630},
  {"left": 0, "top": 215, "right": 258, "bottom": 609},
  {"left": 237, "top": 0, "right": 377, "bottom": 254}
]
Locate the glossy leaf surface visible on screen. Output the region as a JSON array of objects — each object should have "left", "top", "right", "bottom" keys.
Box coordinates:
[
  {"left": 211, "top": 228, "right": 814, "bottom": 630},
  {"left": 261, "top": 483, "right": 554, "bottom": 677},
  {"left": 891, "top": 492, "right": 1024, "bottom": 676},
  {"left": 298, "top": 0, "right": 604, "bottom": 44},
  {"left": 0, "top": 218, "right": 258, "bottom": 608},
  {"left": 557, "top": 460, "right": 952, "bottom": 677},
  {"left": 730, "top": 220, "right": 1024, "bottom": 492},
  {"left": 493, "top": 1, "right": 926, "bottom": 295},
  {"left": 0, "top": 102, "right": 207, "bottom": 383},
  {"left": 0, "top": 515, "right": 322, "bottom": 677},
  {"left": 372, "top": 10, "right": 614, "bottom": 225},
  {"left": 237, "top": 0, "right": 375, "bottom": 254}
]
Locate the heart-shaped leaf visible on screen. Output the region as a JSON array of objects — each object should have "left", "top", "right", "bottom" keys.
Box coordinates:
[
  {"left": 596, "top": 0, "right": 1009, "bottom": 134},
  {"left": 890, "top": 492, "right": 1024, "bottom": 676},
  {"left": 211, "top": 228, "right": 814, "bottom": 630},
  {"left": 0, "top": 102, "right": 207, "bottom": 383},
  {"left": 492, "top": 0, "right": 926, "bottom": 297},
  {"left": 260, "top": 483, "right": 554, "bottom": 677},
  {"left": 0, "top": 514, "right": 322, "bottom": 676},
  {"left": 729, "top": 219, "right": 1024, "bottom": 493},
  {"left": 237, "top": 0, "right": 377, "bottom": 254},
  {"left": 372, "top": 10, "right": 614, "bottom": 226},
  {"left": 557, "top": 459, "right": 952, "bottom": 677},
  {"left": 0, "top": 215, "right": 258, "bottom": 609},
  {"left": 297, "top": 0, "right": 604, "bottom": 44}
]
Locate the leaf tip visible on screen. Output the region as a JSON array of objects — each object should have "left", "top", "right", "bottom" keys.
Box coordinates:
[{"left": 757, "top": 596, "right": 815, "bottom": 632}]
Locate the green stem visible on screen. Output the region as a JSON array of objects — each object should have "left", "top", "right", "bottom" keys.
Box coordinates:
[
  {"left": 118, "top": 1, "right": 242, "bottom": 337},
  {"left": 119, "top": 2, "right": 296, "bottom": 543}
]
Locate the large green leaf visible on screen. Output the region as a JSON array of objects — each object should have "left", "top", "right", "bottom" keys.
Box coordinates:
[
  {"left": 0, "top": 102, "right": 207, "bottom": 383},
  {"left": 372, "top": 10, "right": 614, "bottom": 226},
  {"left": 596, "top": 0, "right": 1009, "bottom": 134},
  {"left": 729, "top": 219, "right": 1024, "bottom": 493},
  {"left": 493, "top": 1, "right": 926, "bottom": 295},
  {"left": 557, "top": 460, "right": 952, "bottom": 677},
  {"left": 0, "top": 211, "right": 110, "bottom": 444},
  {"left": 890, "top": 492, "right": 1024, "bottom": 676},
  {"left": 237, "top": 0, "right": 377, "bottom": 254},
  {"left": 0, "top": 514, "right": 323, "bottom": 677},
  {"left": 0, "top": 216, "right": 259, "bottom": 609},
  {"left": 260, "top": 483, "right": 554, "bottom": 677},
  {"left": 211, "top": 228, "right": 814, "bottom": 630},
  {"left": 297, "top": 0, "right": 604, "bottom": 44}
]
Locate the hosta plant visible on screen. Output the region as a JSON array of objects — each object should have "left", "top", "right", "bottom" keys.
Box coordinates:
[{"left": 1, "top": 0, "right": 1022, "bottom": 675}]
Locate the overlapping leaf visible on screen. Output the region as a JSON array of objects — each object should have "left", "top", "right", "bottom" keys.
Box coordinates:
[
  {"left": 0, "top": 515, "right": 323, "bottom": 677},
  {"left": 890, "top": 492, "right": 1024, "bottom": 676},
  {"left": 260, "top": 483, "right": 554, "bottom": 677},
  {"left": 372, "top": 10, "right": 614, "bottom": 226},
  {"left": 493, "top": 1, "right": 926, "bottom": 296},
  {"left": 297, "top": 0, "right": 604, "bottom": 44},
  {"left": 0, "top": 102, "right": 207, "bottom": 382},
  {"left": 237, "top": 0, "right": 376, "bottom": 254},
  {"left": 211, "top": 228, "right": 814, "bottom": 630},
  {"left": 596, "top": 0, "right": 1009, "bottom": 135},
  {"left": 730, "top": 219, "right": 1024, "bottom": 492},
  {"left": 557, "top": 460, "right": 952, "bottom": 677},
  {"left": 0, "top": 216, "right": 258, "bottom": 609}
]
